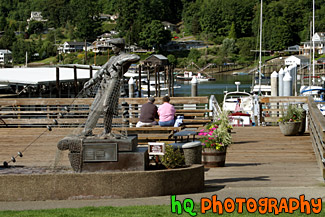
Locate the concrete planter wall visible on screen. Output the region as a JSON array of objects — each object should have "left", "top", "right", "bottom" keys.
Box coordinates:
[{"left": 0, "top": 165, "right": 204, "bottom": 201}]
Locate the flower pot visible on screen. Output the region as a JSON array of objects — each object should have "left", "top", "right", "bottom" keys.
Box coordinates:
[
  {"left": 201, "top": 148, "right": 227, "bottom": 167},
  {"left": 279, "top": 122, "right": 301, "bottom": 136}
]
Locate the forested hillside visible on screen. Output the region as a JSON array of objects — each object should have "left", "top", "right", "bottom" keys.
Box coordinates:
[{"left": 0, "top": 0, "right": 324, "bottom": 65}]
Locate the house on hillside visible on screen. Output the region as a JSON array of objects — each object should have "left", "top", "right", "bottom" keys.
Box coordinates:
[
  {"left": 285, "top": 55, "right": 309, "bottom": 66},
  {"left": 162, "top": 21, "right": 177, "bottom": 32},
  {"left": 0, "top": 49, "right": 12, "bottom": 65},
  {"left": 58, "top": 41, "right": 91, "bottom": 54},
  {"left": 300, "top": 32, "right": 325, "bottom": 55},
  {"left": 27, "top": 11, "right": 48, "bottom": 23}
]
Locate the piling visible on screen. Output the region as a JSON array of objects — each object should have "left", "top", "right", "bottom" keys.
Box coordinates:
[
  {"left": 73, "top": 65, "right": 78, "bottom": 96},
  {"left": 154, "top": 65, "right": 158, "bottom": 96},
  {"left": 271, "top": 71, "right": 278, "bottom": 119},
  {"left": 128, "top": 77, "right": 135, "bottom": 127},
  {"left": 138, "top": 65, "right": 142, "bottom": 97},
  {"left": 56, "top": 67, "right": 60, "bottom": 98},
  {"left": 191, "top": 76, "right": 198, "bottom": 97},
  {"left": 147, "top": 66, "right": 150, "bottom": 97},
  {"left": 278, "top": 68, "right": 284, "bottom": 96}
]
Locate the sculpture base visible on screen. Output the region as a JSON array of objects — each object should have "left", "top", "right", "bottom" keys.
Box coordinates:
[{"left": 58, "top": 135, "right": 147, "bottom": 172}]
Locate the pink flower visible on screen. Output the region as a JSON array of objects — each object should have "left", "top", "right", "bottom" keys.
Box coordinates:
[
  {"left": 198, "top": 132, "right": 203, "bottom": 136},
  {"left": 211, "top": 127, "right": 216, "bottom": 130},
  {"left": 208, "top": 137, "right": 213, "bottom": 140},
  {"left": 205, "top": 140, "right": 208, "bottom": 142},
  {"left": 200, "top": 129, "right": 204, "bottom": 132}
]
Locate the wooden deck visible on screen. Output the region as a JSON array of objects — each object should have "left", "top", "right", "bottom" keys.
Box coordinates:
[{"left": 0, "top": 126, "right": 322, "bottom": 187}]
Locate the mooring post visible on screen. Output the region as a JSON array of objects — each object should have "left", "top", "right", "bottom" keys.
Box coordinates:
[
  {"left": 283, "top": 71, "right": 292, "bottom": 96},
  {"left": 89, "top": 65, "right": 93, "bottom": 78},
  {"left": 271, "top": 71, "right": 278, "bottom": 120},
  {"left": 138, "top": 65, "right": 142, "bottom": 97},
  {"left": 73, "top": 65, "right": 78, "bottom": 96},
  {"left": 157, "top": 66, "right": 161, "bottom": 97},
  {"left": 191, "top": 76, "right": 198, "bottom": 97},
  {"left": 154, "top": 65, "right": 158, "bottom": 96},
  {"left": 171, "top": 65, "right": 175, "bottom": 97},
  {"left": 278, "top": 68, "right": 284, "bottom": 96},
  {"left": 56, "top": 67, "right": 60, "bottom": 98},
  {"left": 147, "top": 65, "right": 150, "bottom": 97}
]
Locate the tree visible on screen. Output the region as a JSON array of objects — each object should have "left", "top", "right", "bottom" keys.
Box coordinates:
[
  {"left": 139, "top": 20, "right": 171, "bottom": 50},
  {"left": 0, "top": 16, "right": 7, "bottom": 31},
  {"left": 71, "top": 0, "right": 101, "bottom": 40}
]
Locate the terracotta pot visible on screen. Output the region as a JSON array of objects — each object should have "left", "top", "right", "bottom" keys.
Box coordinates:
[
  {"left": 201, "top": 148, "right": 227, "bottom": 167},
  {"left": 279, "top": 122, "right": 301, "bottom": 136}
]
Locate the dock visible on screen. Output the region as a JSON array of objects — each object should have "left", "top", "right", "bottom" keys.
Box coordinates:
[{"left": 0, "top": 126, "right": 322, "bottom": 188}]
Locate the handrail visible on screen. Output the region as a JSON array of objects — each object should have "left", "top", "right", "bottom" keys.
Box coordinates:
[
  {"left": 209, "top": 95, "right": 222, "bottom": 122},
  {"left": 307, "top": 96, "right": 325, "bottom": 180}
]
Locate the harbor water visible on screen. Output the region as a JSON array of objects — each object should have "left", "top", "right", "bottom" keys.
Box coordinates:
[{"left": 175, "top": 73, "right": 253, "bottom": 102}]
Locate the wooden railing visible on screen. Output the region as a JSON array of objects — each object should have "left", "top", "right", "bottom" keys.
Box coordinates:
[
  {"left": 260, "top": 96, "right": 325, "bottom": 180},
  {"left": 259, "top": 96, "right": 308, "bottom": 124},
  {"left": 0, "top": 97, "right": 211, "bottom": 128},
  {"left": 307, "top": 96, "right": 325, "bottom": 180}
]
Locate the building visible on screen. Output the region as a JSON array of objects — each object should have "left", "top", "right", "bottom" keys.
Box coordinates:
[
  {"left": 161, "top": 21, "right": 177, "bottom": 32},
  {"left": 143, "top": 54, "right": 169, "bottom": 67},
  {"left": 0, "top": 49, "right": 12, "bottom": 65},
  {"left": 27, "top": 11, "right": 48, "bottom": 23},
  {"left": 58, "top": 41, "right": 91, "bottom": 54},
  {"left": 284, "top": 55, "right": 309, "bottom": 66},
  {"left": 300, "top": 32, "right": 325, "bottom": 55}
]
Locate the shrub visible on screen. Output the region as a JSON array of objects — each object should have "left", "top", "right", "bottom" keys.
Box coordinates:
[{"left": 160, "top": 145, "right": 185, "bottom": 169}]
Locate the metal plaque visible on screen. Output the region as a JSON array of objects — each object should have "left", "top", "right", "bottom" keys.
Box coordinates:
[{"left": 83, "top": 143, "right": 118, "bottom": 162}]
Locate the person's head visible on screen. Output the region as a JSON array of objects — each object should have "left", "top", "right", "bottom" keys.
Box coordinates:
[
  {"left": 148, "top": 96, "right": 155, "bottom": 103},
  {"left": 108, "top": 38, "right": 125, "bottom": 54},
  {"left": 162, "top": 96, "right": 170, "bottom": 103}
]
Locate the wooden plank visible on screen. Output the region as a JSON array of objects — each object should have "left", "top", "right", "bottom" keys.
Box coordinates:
[{"left": 260, "top": 96, "right": 308, "bottom": 104}]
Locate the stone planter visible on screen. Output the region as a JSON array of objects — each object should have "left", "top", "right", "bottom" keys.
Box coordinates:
[
  {"left": 201, "top": 148, "right": 227, "bottom": 167},
  {"left": 182, "top": 141, "right": 202, "bottom": 165},
  {"left": 279, "top": 122, "right": 301, "bottom": 136}
]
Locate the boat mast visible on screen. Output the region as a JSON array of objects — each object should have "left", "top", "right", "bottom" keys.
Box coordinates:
[{"left": 258, "top": 0, "right": 263, "bottom": 95}]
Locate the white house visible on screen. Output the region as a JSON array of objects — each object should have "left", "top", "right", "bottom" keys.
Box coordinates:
[
  {"left": 0, "top": 49, "right": 12, "bottom": 64},
  {"left": 27, "top": 11, "right": 48, "bottom": 23},
  {"left": 285, "top": 55, "right": 309, "bottom": 66},
  {"left": 300, "top": 32, "right": 325, "bottom": 55},
  {"left": 58, "top": 41, "right": 91, "bottom": 54}
]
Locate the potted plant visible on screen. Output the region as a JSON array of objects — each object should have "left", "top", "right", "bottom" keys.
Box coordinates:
[
  {"left": 199, "top": 111, "right": 232, "bottom": 167},
  {"left": 278, "top": 104, "right": 304, "bottom": 136}
]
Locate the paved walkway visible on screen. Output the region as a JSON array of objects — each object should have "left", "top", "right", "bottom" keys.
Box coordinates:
[{"left": 0, "top": 127, "right": 324, "bottom": 210}]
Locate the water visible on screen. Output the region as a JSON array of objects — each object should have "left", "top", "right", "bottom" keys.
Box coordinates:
[{"left": 175, "top": 74, "right": 253, "bottom": 102}]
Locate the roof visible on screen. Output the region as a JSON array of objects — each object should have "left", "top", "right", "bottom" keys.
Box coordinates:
[
  {"left": 0, "top": 67, "right": 98, "bottom": 85},
  {"left": 66, "top": 41, "right": 85, "bottom": 46},
  {"left": 286, "top": 55, "right": 309, "bottom": 61},
  {"left": 0, "top": 50, "right": 12, "bottom": 54},
  {"left": 152, "top": 54, "right": 168, "bottom": 60}
]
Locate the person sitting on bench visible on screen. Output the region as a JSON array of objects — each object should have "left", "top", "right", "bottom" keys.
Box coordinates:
[
  {"left": 136, "top": 96, "right": 159, "bottom": 127},
  {"left": 158, "top": 96, "right": 176, "bottom": 126}
]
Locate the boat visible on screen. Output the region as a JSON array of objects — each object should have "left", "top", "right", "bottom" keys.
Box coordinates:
[
  {"left": 176, "top": 71, "right": 215, "bottom": 82},
  {"left": 222, "top": 82, "right": 254, "bottom": 126},
  {"left": 299, "top": 1, "right": 325, "bottom": 114}
]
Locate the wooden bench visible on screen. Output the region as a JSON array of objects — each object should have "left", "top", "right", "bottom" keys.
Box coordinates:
[{"left": 0, "top": 97, "right": 212, "bottom": 143}]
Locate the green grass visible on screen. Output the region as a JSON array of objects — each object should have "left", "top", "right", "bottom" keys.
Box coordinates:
[
  {"left": 0, "top": 203, "right": 323, "bottom": 217},
  {"left": 30, "top": 56, "right": 57, "bottom": 65}
]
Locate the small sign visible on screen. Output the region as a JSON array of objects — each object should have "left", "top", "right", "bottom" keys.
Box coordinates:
[{"left": 148, "top": 142, "right": 165, "bottom": 156}]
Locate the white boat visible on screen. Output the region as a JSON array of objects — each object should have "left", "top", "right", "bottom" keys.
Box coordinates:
[
  {"left": 176, "top": 71, "right": 215, "bottom": 82},
  {"left": 223, "top": 82, "right": 254, "bottom": 126}
]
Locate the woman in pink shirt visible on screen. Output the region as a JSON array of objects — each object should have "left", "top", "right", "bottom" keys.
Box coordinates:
[{"left": 158, "top": 96, "right": 176, "bottom": 126}]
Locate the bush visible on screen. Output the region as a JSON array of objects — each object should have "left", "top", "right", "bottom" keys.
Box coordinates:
[{"left": 160, "top": 145, "right": 185, "bottom": 169}]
